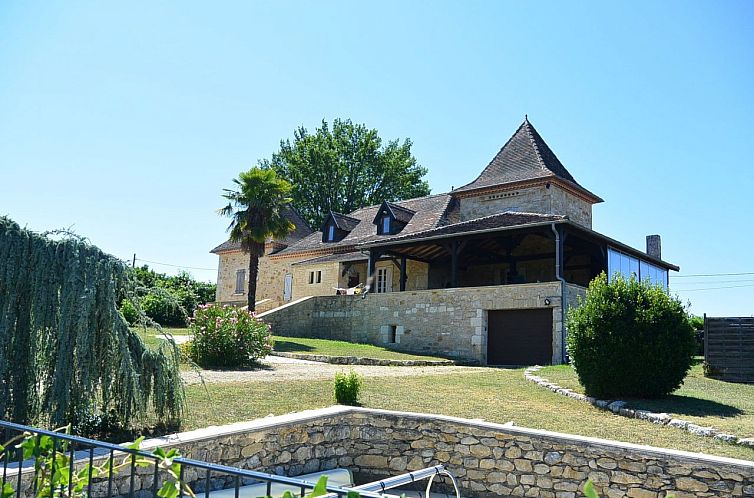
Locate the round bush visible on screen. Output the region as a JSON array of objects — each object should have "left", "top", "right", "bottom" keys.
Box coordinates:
[
  {"left": 187, "top": 304, "right": 273, "bottom": 368},
  {"left": 566, "top": 273, "right": 695, "bottom": 398},
  {"left": 141, "top": 290, "right": 188, "bottom": 327}
]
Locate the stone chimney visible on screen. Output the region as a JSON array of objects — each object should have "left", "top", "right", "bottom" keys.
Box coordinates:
[{"left": 646, "top": 235, "right": 661, "bottom": 259}]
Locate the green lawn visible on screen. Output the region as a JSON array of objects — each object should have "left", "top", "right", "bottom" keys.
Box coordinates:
[
  {"left": 271, "top": 336, "right": 449, "bottom": 361},
  {"left": 132, "top": 327, "right": 191, "bottom": 350},
  {"left": 134, "top": 329, "right": 754, "bottom": 460},
  {"left": 183, "top": 368, "right": 754, "bottom": 461},
  {"left": 134, "top": 328, "right": 446, "bottom": 362},
  {"left": 539, "top": 361, "right": 754, "bottom": 439}
]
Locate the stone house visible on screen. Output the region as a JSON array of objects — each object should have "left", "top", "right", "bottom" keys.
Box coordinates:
[{"left": 211, "top": 118, "right": 677, "bottom": 365}]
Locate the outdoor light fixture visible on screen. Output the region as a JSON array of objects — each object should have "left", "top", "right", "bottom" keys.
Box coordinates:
[{"left": 544, "top": 298, "right": 551, "bottom": 306}]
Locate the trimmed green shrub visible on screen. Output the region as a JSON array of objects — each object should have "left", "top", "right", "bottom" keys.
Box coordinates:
[
  {"left": 141, "top": 289, "right": 188, "bottom": 327},
  {"left": 334, "top": 371, "right": 362, "bottom": 406},
  {"left": 566, "top": 273, "right": 695, "bottom": 398},
  {"left": 187, "top": 304, "right": 273, "bottom": 368},
  {"left": 119, "top": 266, "right": 217, "bottom": 327}
]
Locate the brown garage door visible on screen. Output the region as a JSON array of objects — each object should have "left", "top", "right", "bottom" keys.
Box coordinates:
[{"left": 487, "top": 309, "right": 553, "bottom": 366}]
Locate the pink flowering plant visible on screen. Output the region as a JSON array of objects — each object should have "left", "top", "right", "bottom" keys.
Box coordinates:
[{"left": 186, "top": 304, "right": 273, "bottom": 368}]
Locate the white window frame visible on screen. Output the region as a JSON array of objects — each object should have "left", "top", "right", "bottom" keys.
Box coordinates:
[
  {"left": 327, "top": 224, "right": 335, "bottom": 241},
  {"left": 376, "top": 267, "right": 392, "bottom": 293}
]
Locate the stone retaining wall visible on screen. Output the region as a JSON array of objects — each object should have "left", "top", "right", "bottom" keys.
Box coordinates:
[
  {"left": 12, "top": 407, "right": 752, "bottom": 498},
  {"left": 259, "top": 283, "right": 566, "bottom": 364},
  {"left": 270, "top": 352, "right": 455, "bottom": 366}
]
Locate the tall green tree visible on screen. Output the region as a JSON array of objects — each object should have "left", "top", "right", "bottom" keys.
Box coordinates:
[
  {"left": 0, "top": 216, "right": 183, "bottom": 430},
  {"left": 260, "top": 118, "right": 430, "bottom": 228},
  {"left": 219, "top": 167, "right": 295, "bottom": 311}
]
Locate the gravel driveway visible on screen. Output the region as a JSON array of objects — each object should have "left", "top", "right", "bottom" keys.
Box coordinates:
[{"left": 181, "top": 355, "right": 479, "bottom": 385}]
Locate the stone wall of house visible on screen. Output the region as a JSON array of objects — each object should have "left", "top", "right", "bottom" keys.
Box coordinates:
[
  {"left": 566, "top": 283, "right": 587, "bottom": 310},
  {"left": 14, "top": 407, "right": 751, "bottom": 498},
  {"left": 291, "top": 261, "right": 341, "bottom": 300},
  {"left": 259, "top": 282, "right": 565, "bottom": 364},
  {"left": 457, "top": 184, "right": 593, "bottom": 228},
  {"left": 215, "top": 250, "right": 308, "bottom": 307}
]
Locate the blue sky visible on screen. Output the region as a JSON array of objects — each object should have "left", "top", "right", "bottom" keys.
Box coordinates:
[{"left": 1, "top": 1, "right": 752, "bottom": 316}]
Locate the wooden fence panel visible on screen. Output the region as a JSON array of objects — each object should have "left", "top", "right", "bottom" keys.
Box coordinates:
[{"left": 704, "top": 316, "right": 754, "bottom": 383}]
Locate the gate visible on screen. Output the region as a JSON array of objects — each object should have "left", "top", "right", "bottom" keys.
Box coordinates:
[{"left": 704, "top": 316, "right": 754, "bottom": 383}]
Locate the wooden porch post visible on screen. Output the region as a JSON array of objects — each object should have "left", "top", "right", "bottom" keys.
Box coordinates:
[
  {"left": 449, "top": 240, "right": 467, "bottom": 288},
  {"left": 367, "top": 249, "right": 379, "bottom": 279},
  {"left": 400, "top": 255, "right": 407, "bottom": 291}
]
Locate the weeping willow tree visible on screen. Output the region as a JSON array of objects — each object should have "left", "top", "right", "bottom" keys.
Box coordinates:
[{"left": 0, "top": 216, "right": 184, "bottom": 429}]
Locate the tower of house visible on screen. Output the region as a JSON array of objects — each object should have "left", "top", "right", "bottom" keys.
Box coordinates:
[{"left": 451, "top": 117, "right": 603, "bottom": 228}]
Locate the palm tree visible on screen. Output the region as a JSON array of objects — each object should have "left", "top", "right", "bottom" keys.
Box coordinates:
[{"left": 219, "top": 167, "right": 295, "bottom": 311}]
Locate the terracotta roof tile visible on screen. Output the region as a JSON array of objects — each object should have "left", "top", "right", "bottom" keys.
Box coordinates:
[
  {"left": 454, "top": 118, "right": 600, "bottom": 201},
  {"left": 361, "top": 211, "right": 566, "bottom": 246},
  {"left": 274, "top": 193, "right": 452, "bottom": 256}
]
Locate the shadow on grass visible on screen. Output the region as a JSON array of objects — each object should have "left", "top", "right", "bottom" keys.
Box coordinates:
[
  {"left": 272, "top": 339, "right": 316, "bottom": 353},
  {"left": 626, "top": 394, "right": 743, "bottom": 418},
  {"left": 200, "top": 361, "right": 274, "bottom": 372}
]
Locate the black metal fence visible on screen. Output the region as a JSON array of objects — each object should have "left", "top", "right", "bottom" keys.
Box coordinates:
[
  {"left": 0, "top": 420, "right": 389, "bottom": 498},
  {"left": 704, "top": 316, "right": 754, "bottom": 383}
]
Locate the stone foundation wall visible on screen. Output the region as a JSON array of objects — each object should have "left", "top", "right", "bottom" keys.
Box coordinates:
[
  {"left": 259, "top": 283, "right": 566, "bottom": 364},
  {"left": 14, "top": 407, "right": 751, "bottom": 498}
]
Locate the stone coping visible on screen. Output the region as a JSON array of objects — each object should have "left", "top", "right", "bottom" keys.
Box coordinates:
[
  {"left": 524, "top": 365, "right": 754, "bottom": 451},
  {"left": 257, "top": 296, "right": 313, "bottom": 319},
  {"left": 269, "top": 351, "right": 455, "bottom": 366},
  {"left": 141, "top": 406, "right": 754, "bottom": 470}
]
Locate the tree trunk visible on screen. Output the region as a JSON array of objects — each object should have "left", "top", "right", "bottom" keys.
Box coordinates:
[{"left": 247, "top": 242, "right": 264, "bottom": 311}]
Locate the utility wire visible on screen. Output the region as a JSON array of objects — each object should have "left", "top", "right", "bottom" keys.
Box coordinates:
[
  {"left": 673, "top": 283, "right": 754, "bottom": 292},
  {"left": 672, "top": 279, "right": 754, "bottom": 286},
  {"left": 134, "top": 258, "right": 216, "bottom": 271},
  {"left": 671, "top": 271, "right": 754, "bottom": 278}
]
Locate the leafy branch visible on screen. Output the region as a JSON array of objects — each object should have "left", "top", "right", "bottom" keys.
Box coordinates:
[{"left": 0, "top": 428, "right": 194, "bottom": 498}]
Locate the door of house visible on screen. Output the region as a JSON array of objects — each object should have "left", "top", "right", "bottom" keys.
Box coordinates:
[
  {"left": 487, "top": 309, "right": 553, "bottom": 365},
  {"left": 376, "top": 267, "right": 392, "bottom": 293},
  {"left": 283, "top": 273, "right": 293, "bottom": 302}
]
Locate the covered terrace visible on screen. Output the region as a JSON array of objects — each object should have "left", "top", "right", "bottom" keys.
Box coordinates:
[{"left": 360, "top": 213, "right": 677, "bottom": 293}]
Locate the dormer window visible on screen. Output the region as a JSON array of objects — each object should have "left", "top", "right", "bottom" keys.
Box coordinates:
[
  {"left": 373, "top": 201, "right": 415, "bottom": 236},
  {"left": 381, "top": 216, "right": 391, "bottom": 234},
  {"left": 321, "top": 211, "right": 360, "bottom": 243}
]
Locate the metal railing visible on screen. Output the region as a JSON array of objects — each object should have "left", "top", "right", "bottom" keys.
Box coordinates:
[{"left": 0, "top": 420, "right": 398, "bottom": 498}]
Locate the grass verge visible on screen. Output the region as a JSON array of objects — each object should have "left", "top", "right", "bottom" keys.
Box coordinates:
[
  {"left": 183, "top": 368, "right": 754, "bottom": 461},
  {"left": 132, "top": 327, "right": 191, "bottom": 350},
  {"left": 271, "top": 336, "right": 448, "bottom": 361},
  {"left": 538, "top": 361, "right": 754, "bottom": 439}
]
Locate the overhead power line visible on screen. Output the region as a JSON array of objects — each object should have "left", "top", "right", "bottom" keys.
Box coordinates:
[
  {"left": 673, "top": 283, "right": 754, "bottom": 292},
  {"left": 672, "top": 278, "right": 754, "bottom": 286},
  {"left": 133, "top": 258, "right": 216, "bottom": 271},
  {"left": 671, "top": 271, "right": 754, "bottom": 278}
]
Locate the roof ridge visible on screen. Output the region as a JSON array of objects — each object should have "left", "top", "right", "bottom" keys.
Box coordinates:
[
  {"left": 454, "top": 121, "right": 528, "bottom": 191},
  {"left": 385, "top": 201, "right": 416, "bottom": 214},
  {"left": 349, "top": 192, "right": 450, "bottom": 215},
  {"left": 523, "top": 118, "right": 547, "bottom": 171},
  {"left": 330, "top": 211, "right": 361, "bottom": 222}
]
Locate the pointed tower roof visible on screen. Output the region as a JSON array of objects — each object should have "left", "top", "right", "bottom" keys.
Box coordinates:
[{"left": 454, "top": 117, "right": 602, "bottom": 202}]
